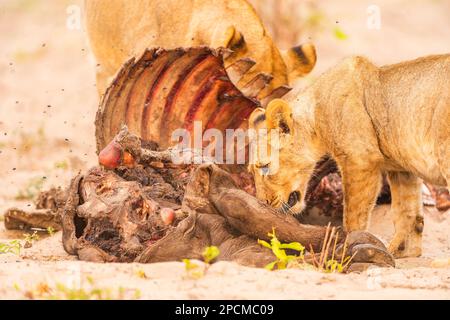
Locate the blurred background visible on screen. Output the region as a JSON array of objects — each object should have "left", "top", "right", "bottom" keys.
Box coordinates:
[{"left": 0, "top": 0, "right": 449, "bottom": 213}]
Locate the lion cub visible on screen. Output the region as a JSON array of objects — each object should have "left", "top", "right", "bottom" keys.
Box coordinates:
[{"left": 249, "top": 54, "right": 449, "bottom": 258}]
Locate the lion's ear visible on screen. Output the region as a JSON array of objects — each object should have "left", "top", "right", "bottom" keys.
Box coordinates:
[
  {"left": 281, "top": 42, "right": 317, "bottom": 83},
  {"left": 248, "top": 107, "right": 266, "bottom": 130},
  {"left": 265, "top": 99, "right": 293, "bottom": 134}
]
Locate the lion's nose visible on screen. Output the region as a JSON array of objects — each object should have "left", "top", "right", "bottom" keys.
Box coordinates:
[{"left": 287, "top": 191, "right": 300, "bottom": 207}]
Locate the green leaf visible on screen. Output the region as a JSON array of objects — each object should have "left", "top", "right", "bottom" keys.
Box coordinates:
[
  {"left": 268, "top": 228, "right": 281, "bottom": 246},
  {"left": 272, "top": 246, "right": 288, "bottom": 261},
  {"left": 190, "top": 271, "right": 204, "bottom": 279},
  {"left": 182, "top": 259, "right": 198, "bottom": 271},
  {"left": 258, "top": 239, "right": 272, "bottom": 249},
  {"left": 202, "top": 246, "right": 220, "bottom": 264},
  {"left": 86, "top": 276, "right": 95, "bottom": 285},
  {"left": 0, "top": 240, "right": 21, "bottom": 255},
  {"left": 333, "top": 27, "right": 348, "bottom": 40},
  {"left": 54, "top": 160, "right": 69, "bottom": 170},
  {"left": 259, "top": 228, "right": 309, "bottom": 271},
  {"left": 279, "top": 242, "right": 305, "bottom": 252},
  {"left": 264, "top": 261, "right": 277, "bottom": 271},
  {"left": 286, "top": 255, "right": 299, "bottom": 262},
  {"left": 47, "top": 226, "right": 55, "bottom": 236},
  {"left": 270, "top": 237, "right": 281, "bottom": 248},
  {"left": 267, "top": 228, "right": 276, "bottom": 238},
  {"left": 277, "top": 261, "right": 287, "bottom": 270}
]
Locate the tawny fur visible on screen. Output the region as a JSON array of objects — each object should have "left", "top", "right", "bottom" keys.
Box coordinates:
[
  {"left": 249, "top": 54, "right": 450, "bottom": 258},
  {"left": 84, "top": 0, "right": 316, "bottom": 97}
]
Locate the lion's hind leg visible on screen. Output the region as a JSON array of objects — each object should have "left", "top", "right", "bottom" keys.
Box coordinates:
[
  {"left": 387, "top": 172, "right": 424, "bottom": 258},
  {"left": 434, "top": 99, "right": 450, "bottom": 190},
  {"left": 438, "top": 139, "right": 450, "bottom": 191},
  {"left": 437, "top": 139, "right": 450, "bottom": 211}
]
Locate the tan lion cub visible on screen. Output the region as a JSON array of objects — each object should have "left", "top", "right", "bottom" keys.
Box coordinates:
[{"left": 249, "top": 54, "right": 449, "bottom": 258}]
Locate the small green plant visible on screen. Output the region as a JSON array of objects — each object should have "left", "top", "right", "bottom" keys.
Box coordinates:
[
  {"left": 21, "top": 278, "right": 141, "bottom": 300},
  {"left": 23, "top": 231, "right": 39, "bottom": 248},
  {"left": 202, "top": 246, "right": 220, "bottom": 264},
  {"left": 305, "top": 10, "right": 326, "bottom": 30},
  {"left": 24, "top": 231, "right": 39, "bottom": 242},
  {"left": 182, "top": 246, "right": 221, "bottom": 279},
  {"left": 23, "top": 231, "right": 40, "bottom": 248},
  {"left": 258, "top": 229, "right": 305, "bottom": 270},
  {"left": 15, "top": 177, "right": 45, "bottom": 200},
  {"left": 306, "top": 224, "right": 355, "bottom": 273},
  {"left": 13, "top": 283, "right": 21, "bottom": 291},
  {"left": 0, "top": 240, "right": 21, "bottom": 255},
  {"left": 259, "top": 225, "right": 355, "bottom": 273},
  {"left": 17, "top": 126, "right": 46, "bottom": 154},
  {"left": 46, "top": 226, "right": 55, "bottom": 236},
  {"left": 54, "top": 160, "right": 69, "bottom": 170},
  {"left": 182, "top": 259, "right": 204, "bottom": 279},
  {"left": 333, "top": 26, "right": 348, "bottom": 40},
  {"left": 134, "top": 269, "right": 147, "bottom": 279}
]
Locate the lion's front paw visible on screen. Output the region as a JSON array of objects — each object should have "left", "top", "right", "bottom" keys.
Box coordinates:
[{"left": 388, "top": 232, "right": 422, "bottom": 258}]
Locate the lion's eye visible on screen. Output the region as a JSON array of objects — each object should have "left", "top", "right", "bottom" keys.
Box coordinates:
[
  {"left": 288, "top": 191, "right": 300, "bottom": 207},
  {"left": 255, "top": 163, "right": 270, "bottom": 176},
  {"left": 260, "top": 166, "right": 270, "bottom": 176}
]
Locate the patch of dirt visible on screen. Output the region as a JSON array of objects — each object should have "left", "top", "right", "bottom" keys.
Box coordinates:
[{"left": 1, "top": 205, "right": 450, "bottom": 299}]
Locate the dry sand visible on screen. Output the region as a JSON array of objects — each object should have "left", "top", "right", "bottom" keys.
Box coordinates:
[
  {"left": 0, "top": 0, "right": 449, "bottom": 299},
  {"left": 1, "top": 205, "right": 450, "bottom": 300}
]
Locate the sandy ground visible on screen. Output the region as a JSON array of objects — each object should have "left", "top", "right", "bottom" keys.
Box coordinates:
[
  {"left": 1, "top": 205, "right": 450, "bottom": 300},
  {"left": 0, "top": 0, "right": 449, "bottom": 299}
]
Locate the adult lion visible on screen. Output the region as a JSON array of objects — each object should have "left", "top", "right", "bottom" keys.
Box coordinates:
[{"left": 84, "top": 0, "right": 317, "bottom": 97}]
